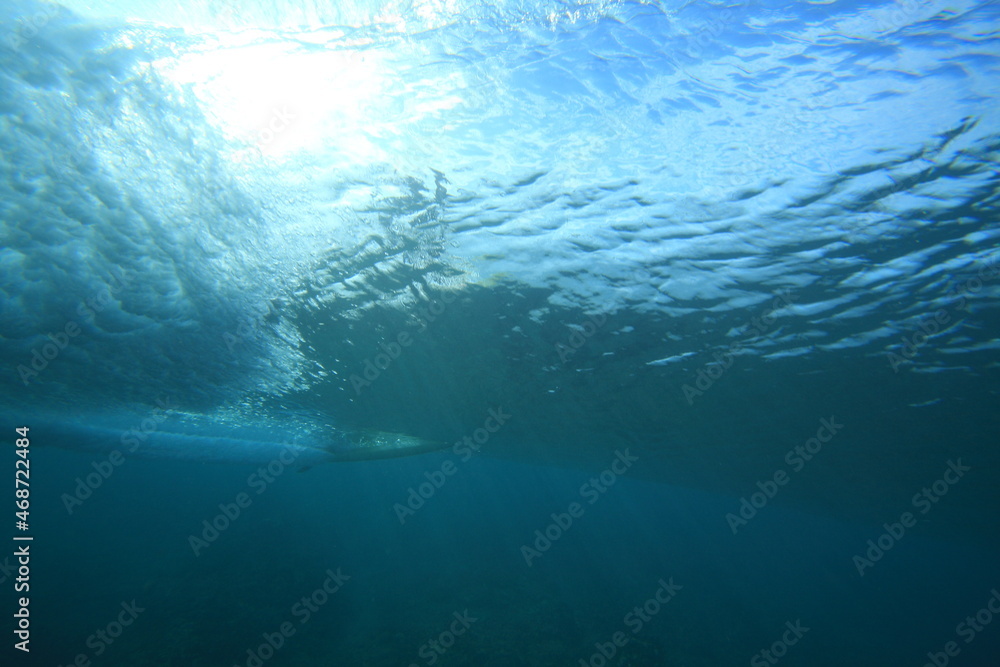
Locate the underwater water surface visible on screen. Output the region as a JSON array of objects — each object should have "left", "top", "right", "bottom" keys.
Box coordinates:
[{"left": 1, "top": 0, "right": 999, "bottom": 665}]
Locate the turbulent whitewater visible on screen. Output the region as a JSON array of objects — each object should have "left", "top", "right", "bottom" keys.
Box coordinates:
[{"left": 1, "top": 0, "right": 999, "bottom": 474}]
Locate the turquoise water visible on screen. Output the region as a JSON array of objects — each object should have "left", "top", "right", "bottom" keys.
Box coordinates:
[{"left": 2, "top": 0, "right": 999, "bottom": 664}]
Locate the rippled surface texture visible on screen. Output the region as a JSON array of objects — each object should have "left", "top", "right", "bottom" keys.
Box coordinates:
[
  {"left": 5, "top": 0, "right": 997, "bottom": 497},
  {"left": 1, "top": 0, "right": 999, "bottom": 664}
]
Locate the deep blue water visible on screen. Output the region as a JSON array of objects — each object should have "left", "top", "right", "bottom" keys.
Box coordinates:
[
  {"left": 2, "top": 0, "right": 999, "bottom": 665},
  {"left": 21, "top": 443, "right": 1000, "bottom": 666}
]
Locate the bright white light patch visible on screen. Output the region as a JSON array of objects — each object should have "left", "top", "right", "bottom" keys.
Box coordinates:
[{"left": 157, "top": 38, "right": 387, "bottom": 160}]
